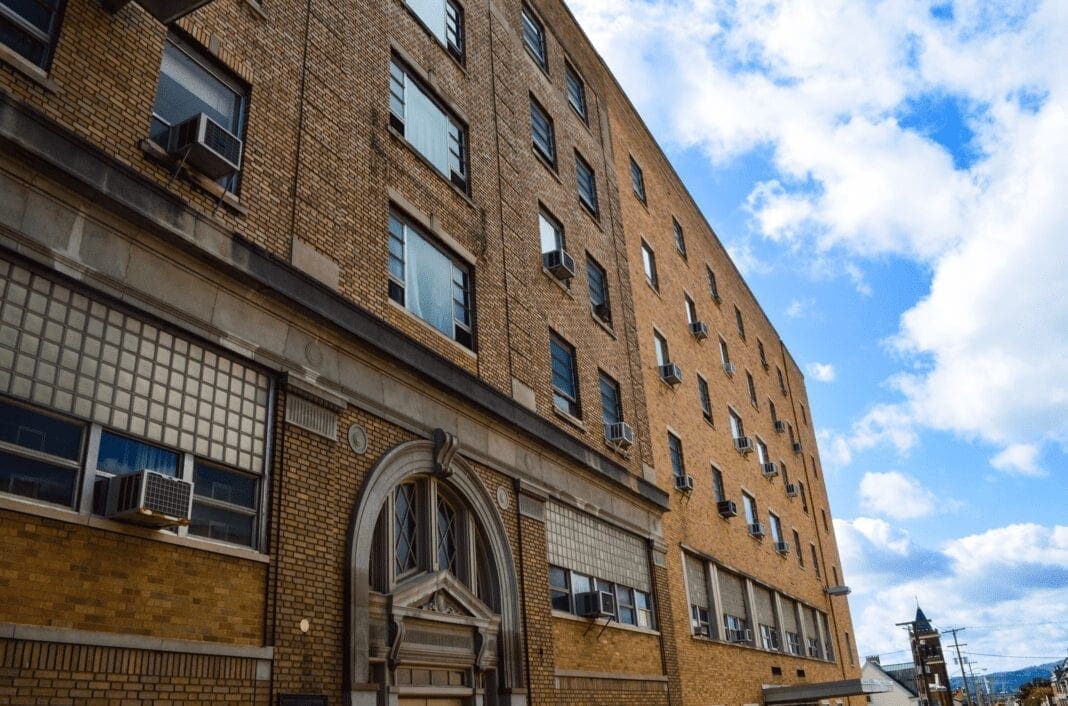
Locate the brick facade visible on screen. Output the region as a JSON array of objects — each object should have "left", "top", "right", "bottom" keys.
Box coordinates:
[{"left": 0, "top": 0, "right": 861, "bottom": 703}]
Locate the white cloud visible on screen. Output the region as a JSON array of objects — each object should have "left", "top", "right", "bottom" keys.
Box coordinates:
[
  {"left": 990, "top": 443, "right": 1045, "bottom": 477},
  {"left": 785, "top": 297, "right": 815, "bottom": 319},
  {"left": 569, "top": 0, "right": 1068, "bottom": 470},
  {"left": 836, "top": 518, "right": 1068, "bottom": 671},
  {"left": 807, "top": 362, "right": 836, "bottom": 382},
  {"left": 858, "top": 471, "right": 940, "bottom": 520}
]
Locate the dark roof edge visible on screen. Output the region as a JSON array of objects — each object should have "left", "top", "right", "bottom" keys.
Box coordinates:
[{"left": 0, "top": 90, "right": 669, "bottom": 512}]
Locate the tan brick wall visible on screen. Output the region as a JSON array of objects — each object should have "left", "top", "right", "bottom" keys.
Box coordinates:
[
  {"left": 0, "top": 638, "right": 269, "bottom": 704},
  {"left": 0, "top": 509, "right": 266, "bottom": 645},
  {"left": 551, "top": 618, "right": 661, "bottom": 675}
]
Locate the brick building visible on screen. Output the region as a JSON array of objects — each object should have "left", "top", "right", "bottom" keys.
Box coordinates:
[{"left": 0, "top": 0, "right": 871, "bottom": 703}]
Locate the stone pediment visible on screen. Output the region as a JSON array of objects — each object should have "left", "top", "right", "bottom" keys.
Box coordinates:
[{"left": 390, "top": 570, "right": 498, "bottom": 625}]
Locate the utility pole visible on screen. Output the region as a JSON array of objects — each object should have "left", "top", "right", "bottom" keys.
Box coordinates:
[
  {"left": 945, "top": 627, "right": 973, "bottom": 706},
  {"left": 966, "top": 658, "right": 985, "bottom": 706}
]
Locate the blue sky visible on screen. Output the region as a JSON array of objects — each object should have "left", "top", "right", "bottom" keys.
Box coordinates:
[{"left": 569, "top": 0, "right": 1068, "bottom": 673}]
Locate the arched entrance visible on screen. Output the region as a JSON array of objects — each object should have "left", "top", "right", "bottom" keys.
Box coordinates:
[{"left": 346, "top": 434, "right": 524, "bottom": 706}]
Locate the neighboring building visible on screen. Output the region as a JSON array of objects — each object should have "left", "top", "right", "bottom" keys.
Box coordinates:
[
  {"left": 893, "top": 607, "right": 954, "bottom": 706},
  {"left": 864, "top": 656, "right": 922, "bottom": 706},
  {"left": 0, "top": 0, "right": 866, "bottom": 704},
  {"left": 1053, "top": 657, "right": 1068, "bottom": 706}
]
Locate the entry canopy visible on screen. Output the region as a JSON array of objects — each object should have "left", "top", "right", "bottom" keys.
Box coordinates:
[{"left": 763, "top": 678, "right": 892, "bottom": 705}]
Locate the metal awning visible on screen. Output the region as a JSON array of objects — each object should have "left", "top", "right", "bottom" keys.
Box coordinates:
[{"left": 763, "top": 678, "right": 892, "bottom": 705}]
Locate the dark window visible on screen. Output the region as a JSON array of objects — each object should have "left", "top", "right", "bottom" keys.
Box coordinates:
[
  {"left": 530, "top": 97, "right": 556, "bottom": 165},
  {"left": 549, "top": 565, "right": 570, "bottom": 611},
  {"left": 811, "top": 544, "right": 820, "bottom": 578},
  {"left": 575, "top": 153, "right": 599, "bottom": 214},
  {"left": 599, "top": 372, "right": 622, "bottom": 427},
  {"left": 389, "top": 56, "right": 469, "bottom": 191},
  {"left": 668, "top": 432, "right": 685, "bottom": 478},
  {"left": 0, "top": 397, "right": 84, "bottom": 506},
  {"left": 521, "top": 5, "right": 547, "bottom": 69},
  {"left": 150, "top": 36, "right": 249, "bottom": 188},
  {"left": 388, "top": 211, "right": 474, "bottom": 349},
  {"left": 698, "top": 375, "right": 713, "bottom": 423},
  {"left": 190, "top": 461, "right": 259, "bottom": 547},
  {"left": 96, "top": 431, "right": 179, "bottom": 477},
  {"left": 641, "top": 240, "right": 658, "bottom": 289},
  {"left": 630, "top": 157, "right": 646, "bottom": 202},
  {"left": 799, "top": 481, "right": 808, "bottom": 512},
  {"left": 777, "top": 366, "right": 787, "bottom": 394},
  {"left": 0, "top": 0, "right": 65, "bottom": 69},
  {"left": 747, "top": 372, "right": 758, "bottom": 407},
  {"left": 405, "top": 0, "right": 465, "bottom": 61},
  {"left": 794, "top": 530, "right": 803, "bottom": 566},
  {"left": 437, "top": 495, "right": 458, "bottom": 573},
  {"left": 394, "top": 481, "right": 419, "bottom": 575},
  {"left": 565, "top": 62, "right": 588, "bottom": 120},
  {"left": 673, "top": 218, "right": 687, "bottom": 257},
  {"left": 800, "top": 403, "right": 808, "bottom": 425},
  {"left": 706, "top": 265, "right": 720, "bottom": 301},
  {"left": 735, "top": 305, "right": 746, "bottom": 339},
  {"left": 758, "top": 339, "right": 768, "bottom": 367},
  {"left": 616, "top": 584, "right": 635, "bottom": 624},
  {"left": 587, "top": 256, "right": 610, "bottom": 323},
  {"left": 550, "top": 333, "right": 580, "bottom": 417},
  {"left": 711, "top": 466, "right": 725, "bottom": 503}
]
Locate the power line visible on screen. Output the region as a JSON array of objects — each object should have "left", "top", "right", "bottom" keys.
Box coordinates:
[
  {"left": 963, "top": 651, "right": 1064, "bottom": 660},
  {"left": 961, "top": 621, "right": 1068, "bottom": 630}
]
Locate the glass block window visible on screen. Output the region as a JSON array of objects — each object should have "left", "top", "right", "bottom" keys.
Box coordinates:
[
  {"left": 549, "top": 332, "right": 580, "bottom": 417},
  {"left": 387, "top": 211, "right": 473, "bottom": 349},
  {"left": 530, "top": 96, "right": 556, "bottom": 165},
  {"left": 545, "top": 501, "right": 651, "bottom": 593},
  {"left": 575, "top": 153, "right": 599, "bottom": 214},
  {"left": 565, "top": 62, "right": 587, "bottom": 120},
  {"left": 521, "top": 5, "right": 547, "bottom": 69},
  {"left": 0, "top": 0, "right": 65, "bottom": 69},
  {"left": 389, "top": 56, "right": 468, "bottom": 191}
]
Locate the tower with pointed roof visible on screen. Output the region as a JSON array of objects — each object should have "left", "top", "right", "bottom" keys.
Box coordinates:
[{"left": 904, "top": 607, "right": 954, "bottom": 706}]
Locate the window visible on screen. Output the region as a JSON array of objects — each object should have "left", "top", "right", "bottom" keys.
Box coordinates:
[
  {"left": 734, "top": 305, "right": 746, "bottom": 339},
  {"left": 389, "top": 56, "right": 468, "bottom": 190},
  {"left": 599, "top": 372, "right": 622, "bottom": 427},
  {"left": 0, "top": 397, "right": 84, "bottom": 506},
  {"left": 521, "top": 5, "right": 547, "bottom": 69},
  {"left": 760, "top": 623, "right": 781, "bottom": 651},
  {"left": 190, "top": 461, "right": 260, "bottom": 546},
  {"left": 781, "top": 461, "right": 790, "bottom": 485},
  {"left": 685, "top": 295, "right": 698, "bottom": 325},
  {"left": 150, "top": 36, "right": 249, "bottom": 188},
  {"left": 388, "top": 211, "right": 474, "bottom": 348},
  {"left": 565, "top": 62, "right": 588, "bottom": 120},
  {"left": 538, "top": 207, "right": 564, "bottom": 254},
  {"left": 548, "top": 564, "right": 653, "bottom": 628},
  {"left": 549, "top": 333, "right": 580, "bottom": 418},
  {"left": 799, "top": 481, "right": 808, "bottom": 512},
  {"left": 822, "top": 507, "right": 829, "bottom": 532},
  {"left": 575, "top": 152, "right": 599, "bottom": 214},
  {"left": 706, "top": 266, "right": 720, "bottom": 302},
  {"left": 393, "top": 481, "right": 419, "bottom": 575},
  {"left": 697, "top": 375, "right": 713, "bottom": 423},
  {"left": 404, "top": 0, "right": 464, "bottom": 61},
  {"left": 629, "top": 157, "right": 646, "bottom": 202},
  {"left": 706, "top": 470, "right": 724, "bottom": 507},
  {"left": 673, "top": 218, "right": 687, "bottom": 257},
  {"left": 756, "top": 438, "right": 769, "bottom": 465},
  {"left": 793, "top": 530, "right": 803, "bottom": 566},
  {"left": 832, "top": 565, "right": 839, "bottom": 585},
  {"left": 719, "top": 337, "right": 731, "bottom": 369},
  {"left": 587, "top": 255, "right": 610, "bottom": 323},
  {"left": 769, "top": 400, "right": 778, "bottom": 425},
  {"left": 777, "top": 366, "right": 787, "bottom": 394},
  {"left": 686, "top": 555, "right": 711, "bottom": 637},
  {"left": 667, "top": 432, "right": 685, "bottom": 478},
  {"left": 800, "top": 403, "right": 808, "bottom": 425},
  {"left": 0, "top": 0, "right": 65, "bottom": 69},
  {"left": 653, "top": 330, "right": 670, "bottom": 367},
  {"left": 747, "top": 372, "right": 758, "bottom": 407},
  {"left": 846, "top": 632, "right": 855, "bottom": 665},
  {"left": 811, "top": 454, "right": 820, "bottom": 479},
  {"left": 728, "top": 409, "right": 744, "bottom": 441},
  {"left": 811, "top": 544, "right": 820, "bottom": 578},
  {"left": 641, "top": 240, "right": 658, "bottom": 290},
  {"left": 742, "top": 492, "right": 757, "bottom": 524},
  {"left": 530, "top": 96, "right": 556, "bottom": 165},
  {"left": 758, "top": 339, "right": 768, "bottom": 368},
  {"left": 769, "top": 512, "right": 784, "bottom": 544},
  {"left": 786, "top": 630, "right": 803, "bottom": 656}
]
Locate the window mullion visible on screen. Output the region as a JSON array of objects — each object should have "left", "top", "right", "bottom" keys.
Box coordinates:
[
  {"left": 77, "top": 424, "right": 102, "bottom": 515},
  {"left": 423, "top": 479, "right": 436, "bottom": 573}
]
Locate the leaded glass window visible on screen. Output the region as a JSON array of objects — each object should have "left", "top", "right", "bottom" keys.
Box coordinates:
[{"left": 395, "top": 482, "right": 419, "bottom": 575}]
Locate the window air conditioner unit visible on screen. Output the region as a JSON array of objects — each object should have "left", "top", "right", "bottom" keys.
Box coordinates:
[
  {"left": 792, "top": 441, "right": 803, "bottom": 453},
  {"left": 762, "top": 462, "right": 779, "bottom": 478},
  {"left": 728, "top": 628, "right": 753, "bottom": 643},
  {"left": 717, "top": 500, "right": 738, "bottom": 518},
  {"left": 168, "top": 113, "right": 243, "bottom": 180},
  {"left": 575, "top": 590, "right": 616, "bottom": 619},
  {"left": 542, "top": 249, "right": 576, "bottom": 282},
  {"left": 674, "top": 474, "right": 695, "bottom": 492},
  {"left": 605, "top": 421, "right": 634, "bottom": 448},
  {"left": 723, "top": 362, "right": 736, "bottom": 376},
  {"left": 748, "top": 522, "right": 765, "bottom": 538},
  {"left": 774, "top": 541, "right": 790, "bottom": 555},
  {"left": 689, "top": 321, "right": 709, "bottom": 340},
  {"left": 785, "top": 483, "right": 799, "bottom": 497},
  {"left": 106, "top": 470, "right": 193, "bottom": 528},
  {"left": 660, "top": 363, "right": 683, "bottom": 385},
  {"left": 774, "top": 420, "right": 786, "bottom": 433},
  {"left": 734, "top": 436, "right": 753, "bottom": 454}
]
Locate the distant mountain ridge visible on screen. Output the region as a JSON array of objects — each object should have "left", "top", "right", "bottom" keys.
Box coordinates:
[{"left": 949, "top": 661, "right": 1058, "bottom": 694}]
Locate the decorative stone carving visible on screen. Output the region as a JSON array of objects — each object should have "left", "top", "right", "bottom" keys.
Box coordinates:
[{"left": 433, "top": 428, "right": 459, "bottom": 478}]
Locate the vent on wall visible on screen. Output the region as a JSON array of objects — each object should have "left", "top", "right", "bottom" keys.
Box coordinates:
[{"left": 286, "top": 395, "right": 339, "bottom": 440}]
